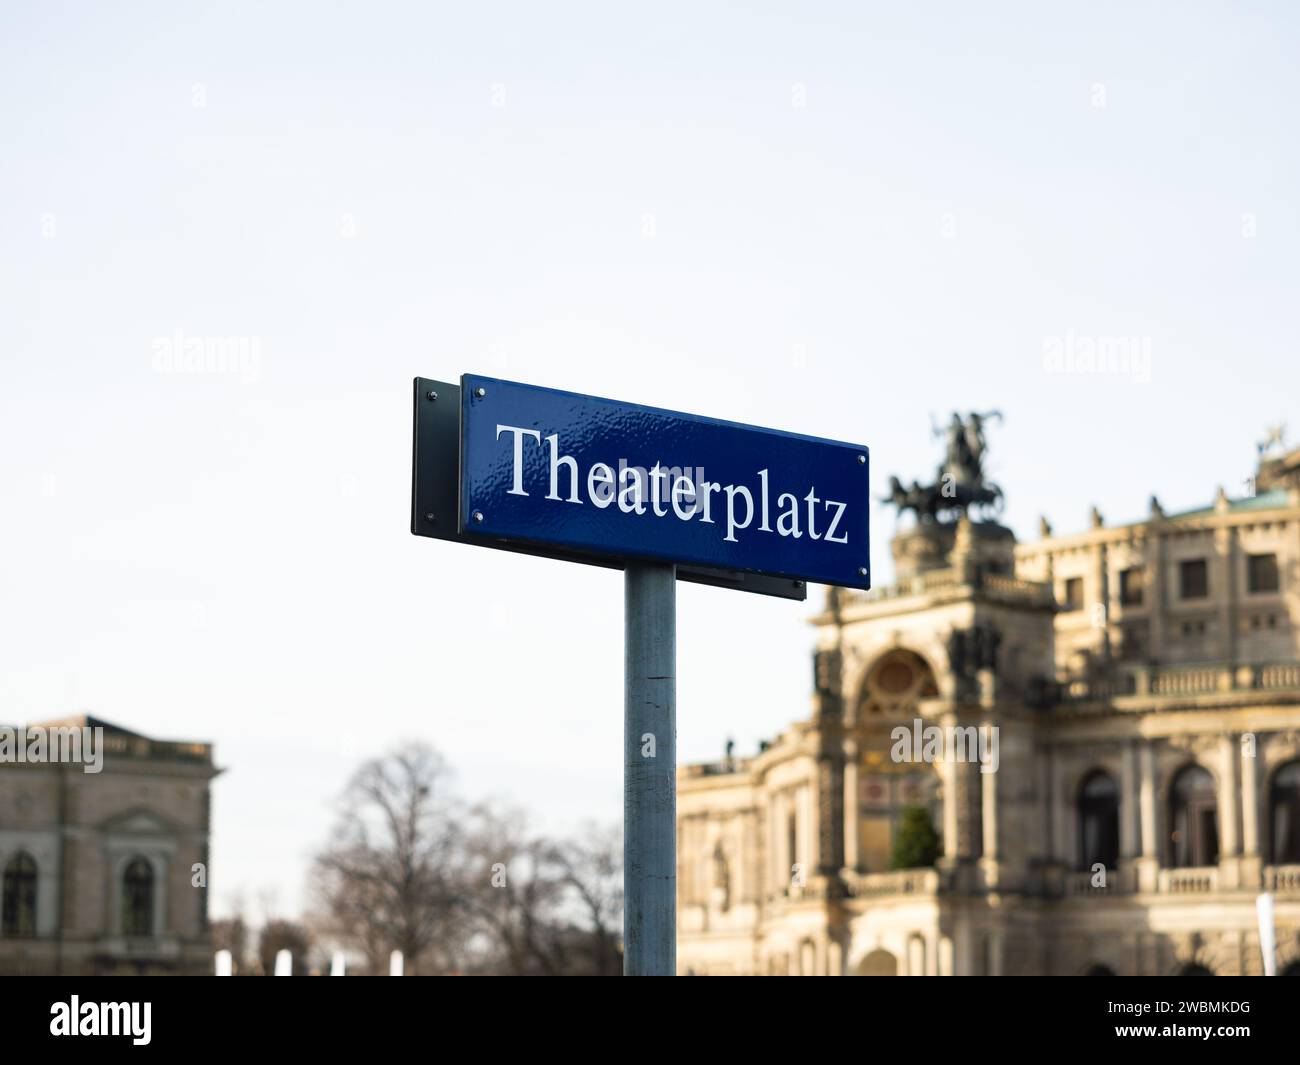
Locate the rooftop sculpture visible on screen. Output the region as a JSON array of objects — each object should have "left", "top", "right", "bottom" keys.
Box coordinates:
[{"left": 884, "top": 411, "right": 1005, "bottom": 523}]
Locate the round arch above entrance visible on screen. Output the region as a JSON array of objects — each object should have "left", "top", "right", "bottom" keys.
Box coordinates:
[{"left": 857, "top": 648, "right": 940, "bottom": 720}]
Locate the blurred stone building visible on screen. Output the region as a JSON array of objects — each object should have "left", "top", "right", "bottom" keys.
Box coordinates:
[
  {"left": 0, "top": 716, "right": 219, "bottom": 975},
  {"left": 677, "top": 424, "right": 1300, "bottom": 975}
]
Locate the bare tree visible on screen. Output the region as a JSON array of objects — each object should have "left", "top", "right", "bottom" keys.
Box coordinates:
[
  {"left": 460, "top": 810, "right": 624, "bottom": 975},
  {"left": 554, "top": 823, "right": 623, "bottom": 976},
  {"left": 461, "top": 806, "right": 571, "bottom": 975},
  {"left": 258, "top": 919, "right": 312, "bottom": 976},
  {"left": 313, "top": 743, "right": 470, "bottom": 974},
  {"left": 310, "top": 744, "right": 624, "bottom": 976}
]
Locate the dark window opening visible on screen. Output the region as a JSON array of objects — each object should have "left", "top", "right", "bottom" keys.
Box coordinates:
[
  {"left": 1179, "top": 559, "right": 1208, "bottom": 599},
  {"left": 1119, "top": 623, "right": 1148, "bottom": 661},
  {"left": 1078, "top": 771, "right": 1120, "bottom": 872},
  {"left": 1169, "top": 765, "right": 1218, "bottom": 868},
  {"left": 122, "top": 857, "right": 155, "bottom": 937},
  {"left": 1119, "top": 567, "right": 1144, "bottom": 606},
  {"left": 1, "top": 853, "right": 37, "bottom": 938},
  {"left": 1248, "top": 553, "right": 1280, "bottom": 594},
  {"left": 1271, "top": 761, "right": 1300, "bottom": 865}
]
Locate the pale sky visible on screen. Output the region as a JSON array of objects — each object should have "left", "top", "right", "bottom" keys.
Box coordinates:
[{"left": 1, "top": 1, "right": 1297, "bottom": 918}]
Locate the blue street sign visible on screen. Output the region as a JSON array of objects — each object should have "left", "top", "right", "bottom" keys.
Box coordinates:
[{"left": 458, "top": 374, "right": 870, "bottom": 589}]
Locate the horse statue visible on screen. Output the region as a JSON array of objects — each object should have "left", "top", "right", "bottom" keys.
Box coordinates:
[{"left": 886, "top": 412, "right": 1005, "bottom": 522}]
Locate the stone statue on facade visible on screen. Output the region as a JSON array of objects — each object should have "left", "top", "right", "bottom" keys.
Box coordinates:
[
  {"left": 712, "top": 843, "right": 731, "bottom": 911},
  {"left": 947, "top": 621, "right": 1002, "bottom": 680}
]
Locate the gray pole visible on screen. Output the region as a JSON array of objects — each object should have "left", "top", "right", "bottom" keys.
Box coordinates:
[{"left": 624, "top": 562, "right": 676, "bottom": 976}]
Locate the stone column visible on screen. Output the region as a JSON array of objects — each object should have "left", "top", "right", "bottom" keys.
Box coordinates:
[
  {"left": 1149, "top": 532, "right": 1167, "bottom": 660},
  {"left": 843, "top": 742, "right": 859, "bottom": 871},
  {"left": 1137, "top": 741, "right": 1159, "bottom": 892},
  {"left": 1241, "top": 733, "right": 1262, "bottom": 889},
  {"left": 955, "top": 921, "right": 974, "bottom": 977},
  {"left": 1097, "top": 540, "right": 1112, "bottom": 660},
  {"left": 1051, "top": 748, "right": 1070, "bottom": 866},
  {"left": 1139, "top": 742, "right": 1156, "bottom": 857},
  {"left": 939, "top": 935, "right": 955, "bottom": 977},
  {"left": 802, "top": 782, "right": 818, "bottom": 871},
  {"left": 819, "top": 751, "right": 839, "bottom": 874},
  {"left": 778, "top": 790, "right": 793, "bottom": 883},
  {"left": 908, "top": 934, "right": 926, "bottom": 976},
  {"left": 1120, "top": 739, "right": 1138, "bottom": 860},
  {"left": 1219, "top": 734, "right": 1240, "bottom": 857},
  {"left": 771, "top": 792, "right": 784, "bottom": 892},
  {"left": 1218, "top": 523, "right": 1237, "bottom": 664},
  {"left": 1039, "top": 752, "right": 1053, "bottom": 861},
  {"left": 987, "top": 932, "right": 1005, "bottom": 976},
  {"left": 981, "top": 754, "right": 999, "bottom": 862},
  {"left": 764, "top": 797, "right": 774, "bottom": 895},
  {"left": 942, "top": 754, "right": 961, "bottom": 860}
]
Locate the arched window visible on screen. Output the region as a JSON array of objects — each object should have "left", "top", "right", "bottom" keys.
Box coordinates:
[
  {"left": 1270, "top": 761, "right": 1300, "bottom": 865},
  {"left": 1169, "top": 766, "right": 1218, "bottom": 868},
  {"left": 1078, "top": 770, "right": 1120, "bottom": 871},
  {"left": 907, "top": 934, "right": 927, "bottom": 976},
  {"left": 1, "top": 853, "right": 37, "bottom": 937},
  {"left": 855, "top": 649, "right": 943, "bottom": 873},
  {"left": 122, "top": 858, "right": 155, "bottom": 937}
]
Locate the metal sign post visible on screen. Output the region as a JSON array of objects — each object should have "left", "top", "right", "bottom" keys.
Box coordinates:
[
  {"left": 410, "top": 373, "right": 871, "bottom": 976},
  {"left": 623, "top": 562, "right": 676, "bottom": 976}
]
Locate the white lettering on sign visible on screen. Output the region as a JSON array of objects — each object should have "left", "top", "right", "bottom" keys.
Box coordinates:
[
  {"left": 494, "top": 423, "right": 853, "bottom": 547},
  {"left": 496, "top": 425, "right": 540, "bottom": 495}
]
